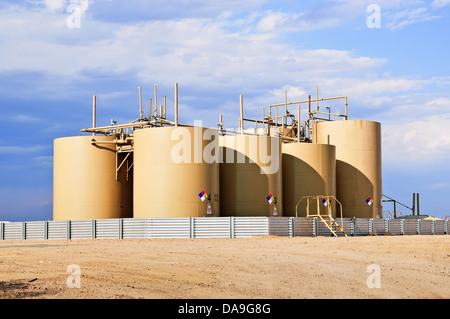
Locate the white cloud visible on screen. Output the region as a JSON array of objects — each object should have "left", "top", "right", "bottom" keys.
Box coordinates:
[
  {"left": 44, "top": 0, "right": 67, "bottom": 12},
  {"left": 432, "top": 0, "right": 450, "bottom": 8},
  {"left": 11, "top": 114, "right": 44, "bottom": 123},
  {"left": 382, "top": 114, "right": 450, "bottom": 164},
  {"left": 378, "top": 96, "right": 450, "bottom": 121},
  {"left": 44, "top": 0, "right": 89, "bottom": 14},
  {"left": 385, "top": 6, "right": 441, "bottom": 30},
  {"left": 0, "top": 7, "right": 388, "bottom": 94}
]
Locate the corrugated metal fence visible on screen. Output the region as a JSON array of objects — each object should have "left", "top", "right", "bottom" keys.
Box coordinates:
[{"left": 0, "top": 217, "right": 448, "bottom": 240}]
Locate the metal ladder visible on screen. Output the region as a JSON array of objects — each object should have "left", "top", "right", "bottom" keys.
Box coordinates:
[
  {"left": 318, "top": 215, "right": 347, "bottom": 237},
  {"left": 296, "top": 195, "right": 347, "bottom": 237}
]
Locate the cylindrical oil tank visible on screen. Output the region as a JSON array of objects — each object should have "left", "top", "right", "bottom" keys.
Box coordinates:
[
  {"left": 133, "top": 126, "right": 220, "bottom": 218},
  {"left": 219, "top": 134, "right": 282, "bottom": 217},
  {"left": 53, "top": 136, "right": 133, "bottom": 221},
  {"left": 313, "top": 120, "right": 382, "bottom": 218},
  {"left": 282, "top": 142, "right": 336, "bottom": 217}
]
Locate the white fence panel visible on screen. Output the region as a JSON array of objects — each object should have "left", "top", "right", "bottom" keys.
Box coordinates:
[
  {"left": 193, "top": 217, "right": 230, "bottom": 238},
  {"left": 293, "top": 218, "right": 314, "bottom": 237},
  {"left": 421, "top": 220, "right": 433, "bottom": 235},
  {"left": 435, "top": 220, "right": 446, "bottom": 235},
  {"left": 354, "top": 219, "right": 370, "bottom": 236},
  {"left": 25, "top": 221, "right": 46, "bottom": 240},
  {"left": 387, "top": 219, "right": 403, "bottom": 235},
  {"left": 268, "top": 217, "right": 290, "bottom": 237},
  {"left": 149, "top": 218, "right": 190, "bottom": 238},
  {"left": 122, "top": 218, "right": 149, "bottom": 239},
  {"left": 47, "top": 221, "right": 67, "bottom": 240},
  {"left": 372, "top": 219, "right": 386, "bottom": 235},
  {"left": 96, "top": 219, "right": 120, "bottom": 239},
  {"left": 233, "top": 217, "right": 269, "bottom": 238},
  {"left": 3, "top": 222, "right": 23, "bottom": 240},
  {"left": 404, "top": 220, "right": 418, "bottom": 235},
  {"left": 71, "top": 220, "right": 93, "bottom": 239}
]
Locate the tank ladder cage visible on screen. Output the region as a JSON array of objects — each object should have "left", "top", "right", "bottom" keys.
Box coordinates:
[{"left": 295, "top": 195, "right": 347, "bottom": 237}]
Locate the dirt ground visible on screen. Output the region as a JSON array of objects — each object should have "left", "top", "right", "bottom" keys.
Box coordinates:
[{"left": 0, "top": 235, "right": 448, "bottom": 299}]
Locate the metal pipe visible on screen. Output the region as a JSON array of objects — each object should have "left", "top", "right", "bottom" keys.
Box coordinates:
[
  {"left": 149, "top": 99, "right": 152, "bottom": 119},
  {"left": 308, "top": 95, "right": 311, "bottom": 115},
  {"left": 297, "top": 105, "right": 300, "bottom": 143},
  {"left": 92, "top": 95, "right": 96, "bottom": 136},
  {"left": 154, "top": 84, "right": 157, "bottom": 114},
  {"left": 163, "top": 96, "right": 167, "bottom": 119},
  {"left": 345, "top": 96, "right": 348, "bottom": 120},
  {"left": 138, "top": 86, "right": 143, "bottom": 119},
  {"left": 316, "top": 86, "right": 319, "bottom": 111},
  {"left": 174, "top": 82, "right": 178, "bottom": 127},
  {"left": 240, "top": 94, "right": 243, "bottom": 134},
  {"left": 275, "top": 105, "right": 278, "bottom": 134},
  {"left": 268, "top": 95, "right": 347, "bottom": 108},
  {"left": 412, "top": 193, "right": 416, "bottom": 216},
  {"left": 262, "top": 107, "right": 265, "bottom": 131},
  {"left": 308, "top": 95, "right": 311, "bottom": 139},
  {"left": 285, "top": 89, "right": 288, "bottom": 116},
  {"left": 417, "top": 193, "right": 420, "bottom": 215},
  {"left": 393, "top": 200, "right": 397, "bottom": 219}
]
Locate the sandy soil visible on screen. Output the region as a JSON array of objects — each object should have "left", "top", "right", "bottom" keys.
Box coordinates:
[{"left": 0, "top": 235, "right": 448, "bottom": 299}]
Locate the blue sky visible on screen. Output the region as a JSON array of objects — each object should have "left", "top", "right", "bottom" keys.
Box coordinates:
[{"left": 1, "top": 0, "right": 449, "bottom": 221}]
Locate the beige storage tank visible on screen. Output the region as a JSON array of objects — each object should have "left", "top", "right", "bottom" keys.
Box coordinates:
[
  {"left": 282, "top": 142, "right": 336, "bottom": 217},
  {"left": 133, "top": 126, "right": 220, "bottom": 218},
  {"left": 53, "top": 136, "right": 133, "bottom": 221},
  {"left": 219, "top": 134, "right": 282, "bottom": 217},
  {"left": 313, "top": 120, "right": 382, "bottom": 218}
]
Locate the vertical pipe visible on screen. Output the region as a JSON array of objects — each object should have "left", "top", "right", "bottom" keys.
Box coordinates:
[
  {"left": 92, "top": 95, "right": 96, "bottom": 136},
  {"left": 316, "top": 86, "right": 319, "bottom": 111},
  {"left": 262, "top": 107, "right": 265, "bottom": 131},
  {"left": 174, "top": 82, "right": 178, "bottom": 127},
  {"left": 138, "top": 86, "right": 143, "bottom": 119},
  {"left": 412, "top": 193, "right": 416, "bottom": 215},
  {"left": 308, "top": 95, "right": 311, "bottom": 115},
  {"left": 308, "top": 95, "right": 311, "bottom": 140},
  {"left": 163, "top": 96, "right": 167, "bottom": 119},
  {"left": 393, "top": 201, "right": 397, "bottom": 219},
  {"left": 316, "top": 197, "right": 320, "bottom": 216},
  {"left": 284, "top": 89, "right": 288, "bottom": 116},
  {"left": 297, "top": 104, "right": 301, "bottom": 143},
  {"left": 275, "top": 106, "right": 278, "bottom": 133},
  {"left": 149, "top": 99, "right": 152, "bottom": 119},
  {"left": 154, "top": 84, "right": 157, "bottom": 114},
  {"left": 417, "top": 193, "right": 420, "bottom": 215},
  {"left": 240, "top": 94, "right": 243, "bottom": 134},
  {"left": 345, "top": 96, "right": 348, "bottom": 120}
]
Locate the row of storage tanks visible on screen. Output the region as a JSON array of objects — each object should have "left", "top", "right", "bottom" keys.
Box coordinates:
[{"left": 53, "top": 120, "right": 382, "bottom": 221}]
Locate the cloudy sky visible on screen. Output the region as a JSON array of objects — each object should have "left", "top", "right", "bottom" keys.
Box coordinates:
[{"left": 0, "top": 0, "right": 449, "bottom": 221}]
